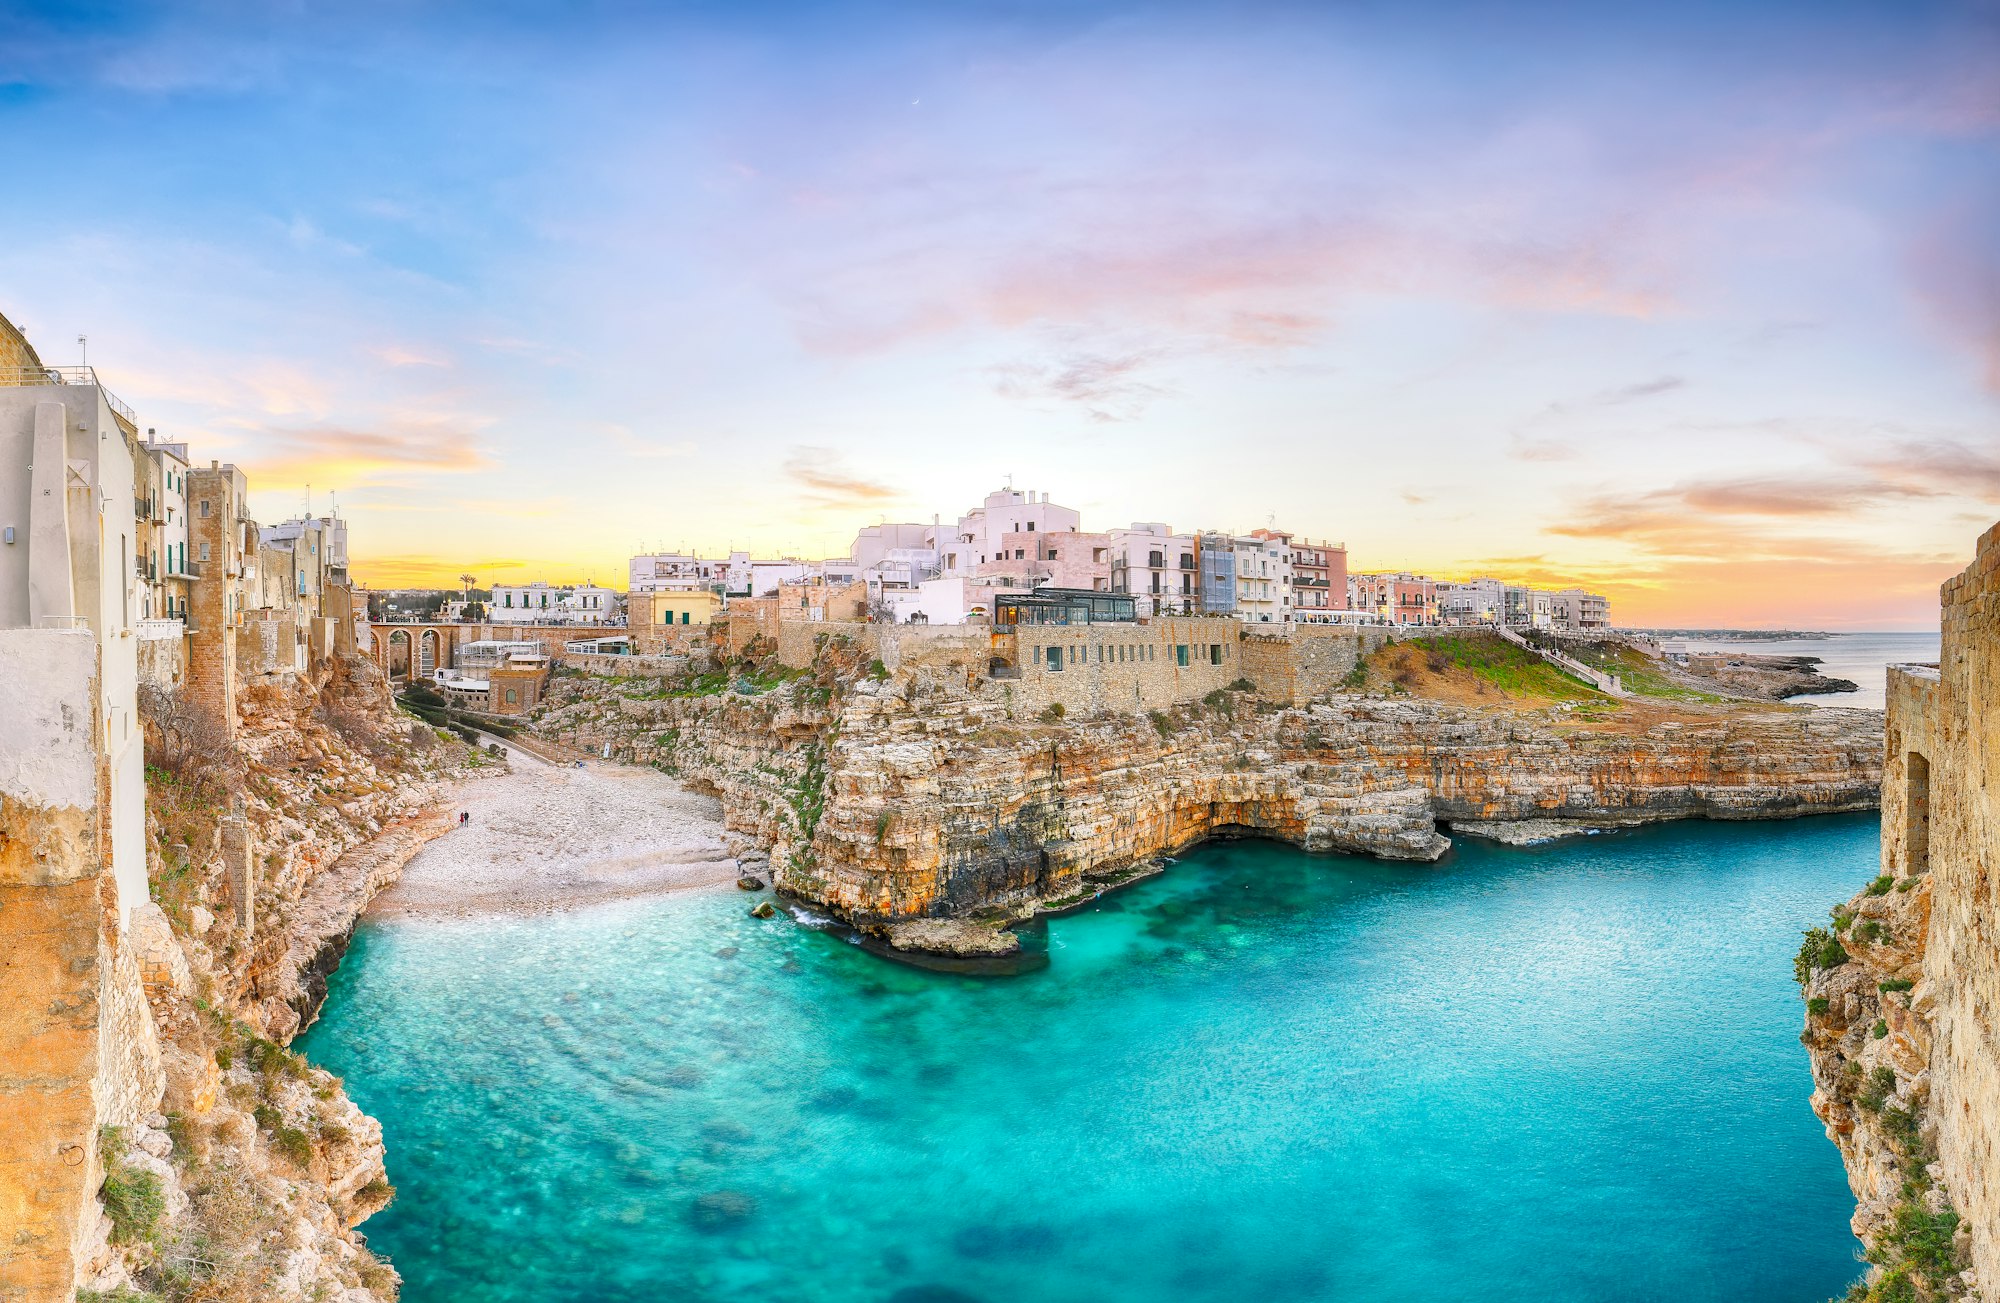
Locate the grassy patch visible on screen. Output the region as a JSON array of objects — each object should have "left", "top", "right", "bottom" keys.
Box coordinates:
[
  {"left": 1368, "top": 634, "right": 1604, "bottom": 704},
  {"left": 99, "top": 1128, "right": 166, "bottom": 1248},
  {"left": 1559, "top": 641, "right": 1732, "bottom": 702}
]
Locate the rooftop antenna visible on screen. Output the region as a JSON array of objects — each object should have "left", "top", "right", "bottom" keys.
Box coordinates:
[{"left": 77, "top": 334, "right": 87, "bottom": 370}]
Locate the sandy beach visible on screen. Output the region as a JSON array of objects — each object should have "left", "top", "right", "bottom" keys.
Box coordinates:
[{"left": 366, "top": 743, "right": 742, "bottom": 920}]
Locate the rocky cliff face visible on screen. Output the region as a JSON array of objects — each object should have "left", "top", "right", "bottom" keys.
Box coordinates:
[
  {"left": 532, "top": 646, "right": 1882, "bottom": 941},
  {"left": 1800, "top": 523, "right": 2000, "bottom": 1303},
  {"left": 80, "top": 656, "right": 477, "bottom": 1303},
  {"left": 1798, "top": 867, "right": 1971, "bottom": 1300}
]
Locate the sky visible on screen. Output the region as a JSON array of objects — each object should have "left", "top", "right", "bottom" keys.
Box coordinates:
[{"left": 1, "top": 0, "right": 1996, "bottom": 628}]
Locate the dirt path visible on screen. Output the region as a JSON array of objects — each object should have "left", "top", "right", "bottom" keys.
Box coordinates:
[{"left": 366, "top": 744, "right": 740, "bottom": 920}]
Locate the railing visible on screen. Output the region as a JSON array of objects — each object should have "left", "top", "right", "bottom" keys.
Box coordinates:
[
  {"left": 137, "top": 618, "right": 185, "bottom": 642},
  {"left": 0, "top": 365, "right": 137, "bottom": 426},
  {"left": 1495, "top": 625, "right": 1626, "bottom": 696}
]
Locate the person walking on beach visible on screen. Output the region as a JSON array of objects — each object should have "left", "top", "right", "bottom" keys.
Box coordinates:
[{"left": 459, "top": 811, "right": 469, "bottom": 828}]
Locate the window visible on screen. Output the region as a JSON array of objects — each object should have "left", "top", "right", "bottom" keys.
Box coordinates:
[
  {"left": 1175, "top": 644, "right": 1190, "bottom": 667},
  {"left": 681, "top": 611, "right": 690, "bottom": 624},
  {"left": 1047, "top": 549, "right": 1059, "bottom": 560},
  {"left": 1046, "top": 646, "right": 1064, "bottom": 672},
  {"left": 199, "top": 543, "right": 211, "bottom": 562},
  {"left": 505, "top": 689, "right": 519, "bottom": 704},
  {"left": 199, "top": 500, "right": 210, "bottom": 517},
  {"left": 1209, "top": 644, "right": 1223, "bottom": 665},
  {"left": 1026, "top": 522, "right": 1035, "bottom": 531}
]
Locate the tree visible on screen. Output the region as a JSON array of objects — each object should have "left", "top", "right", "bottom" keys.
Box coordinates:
[
  {"left": 137, "top": 682, "right": 235, "bottom": 789},
  {"left": 459, "top": 572, "right": 476, "bottom": 602}
]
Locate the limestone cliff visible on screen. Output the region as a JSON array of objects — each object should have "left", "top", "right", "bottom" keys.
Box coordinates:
[
  {"left": 1801, "top": 522, "right": 2000, "bottom": 1303},
  {"left": 77, "top": 655, "right": 478, "bottom": 1302},
  {"left": 532, "top": 636, "right": 1881, "bottom": 941}
]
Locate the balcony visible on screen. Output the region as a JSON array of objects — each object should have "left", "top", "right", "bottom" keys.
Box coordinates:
[{"left": 137, "top": 618, "right": 185, "bottom": 642}]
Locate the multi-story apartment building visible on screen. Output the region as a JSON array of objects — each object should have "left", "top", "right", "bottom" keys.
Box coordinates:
[
  {"left": 1350, "top": 571, "right": 1439, "bottom": 626},
  {"left": 1108, "top": 523, "right": 1198, "bottom": 616},
  {"left": 628, "top": 551, "right": 730, "bottom": 594},
  {"left": 977, "top": 527, "right": 1114, "bottom": 592},
  {"left": 1503, "top": 585, "right": 1553, "bottom": 629},
  {"left": 1437, "top": 577, "right": 1506, "bottom": 625},
  {"left": 937, "top": 487, "right": 1081, "bottom": 576},
  {"left": 1547, "top": 588, "right": 1612, "bottom": 631},
  {"left": 186, "top": 461, "right": 255, "bottom": 730},
  {"left": 138, "top": 433, "right": 193, "bottom": 624},
  {"left": 1283, "top": 535, "right": 1348, "bottom": 623},
  {"left": 1227, "top": 532, "right": 1293, "bottom": 623},
  {"left": 1, "top": 324, "right": 162, "bottom": 1301},
  {"left": 1196, "top": 532, "right": 1237, "bottom": 615},
  {"left": 489, "top": 581, "right": 623, "bottom": 625}
]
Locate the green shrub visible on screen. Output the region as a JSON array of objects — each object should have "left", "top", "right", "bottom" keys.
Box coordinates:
[
  {"left": 1806, "top": 997, "right": 1830, "bottom": 1016},
  {"left": 1148, "top": 710, "right": 1174, "bottom": 739},
  {"left": 1853, "top": 919, "right": 1885, "bottom": 944},
  {"left": 1794, "top": 927, "right": 1849, "bottom": 986},
  {"left": 1832, "top": 909, "right": 1854, "bottom": 932},
  {"left": 1865, "top": 875, "right": 1894, "bottom": 897},
  {"left": 1341, "top": 664, "right": 1368, "bottom": 689},
  {"left": 1878, "top": 978, "right": 1915, "bottom": 994},
  {"left": 866, "top": 658, "right": 889, "bottom": 681},
  {"left": 214, "top": 1043, "right": 233, "bottom": 1070},
  {"left": 1226, "top": 678, "right": 1256, "bottom": 692},
  {"left": 1859, "top": 1066, "right": 1898, "bottom": 1112},
  {"left": 273, "top": 1125, "right": 315, "bottom": 1168},
  {"left": 1894, "top": 877, "right": 1917, "bottom": 893},
  {"left": 101, "top": 1165, "right": 165, "bottom": 1246},
  {"left": 1202, "top": 688, "right": 1232, "bottom": 714},
  {"left": 1039, "top": 702, "right": 1066, "bottom": 722},
  {"left": 1873, "top": 1019, "right": 1889, "bottom": 1039},
  {"left": 79, "top": 1289, "right": 163, "bottom": 1303}
]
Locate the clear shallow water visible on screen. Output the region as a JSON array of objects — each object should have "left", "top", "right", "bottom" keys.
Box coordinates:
[
  {"left": 300, "top": 817, "right": 1877, "bottom": 1303},
  {"left": 1683, "top": 632, "right": 1939, "bottom": 709}
]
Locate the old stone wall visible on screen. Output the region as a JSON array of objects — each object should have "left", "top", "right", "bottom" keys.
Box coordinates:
[
  {"left": 560, "top": 652, "right": 690, "bottom": 678},
  {"left": 0, "top": 309, "right": 42, "bottom": 374},
  {"left": 1923, "top": 521, "right": 2000, "bottom": 1287},
  {"left": 775, "top": 620, "right": 880, "bottom": 669},
  {"left": 1000, "top": 616, "right": 1245, "bottom": 716}
]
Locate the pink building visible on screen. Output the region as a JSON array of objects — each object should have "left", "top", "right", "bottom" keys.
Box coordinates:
[
  {"left": 1349, "top": 571, "right": 1438, "bottom": 626},
  {"left": 977, "top": 528, "right": 1114, "bottom": 592}
]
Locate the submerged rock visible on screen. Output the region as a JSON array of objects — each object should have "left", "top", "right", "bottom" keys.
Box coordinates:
[
  {"left": 749, "top": 901, "right": 777, "bottom": 919},
  {"left": 1450, "top": 818, "right": 1626, "bottom": 846},
  {"left": 880, "top": 918, "right": 1020, "bottom": 958},
  {"left": 688, "top": 1189, "right": 758, "bottom": 1228}
]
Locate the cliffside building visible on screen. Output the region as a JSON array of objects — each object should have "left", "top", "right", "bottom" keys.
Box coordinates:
[{"left": 1, "top": 339, "right": 167, "bottom": 1301}]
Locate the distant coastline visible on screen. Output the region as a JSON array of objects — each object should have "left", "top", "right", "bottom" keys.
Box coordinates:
[{"left": 1626, "top": 628, "right": 1835, "bottom": 641}]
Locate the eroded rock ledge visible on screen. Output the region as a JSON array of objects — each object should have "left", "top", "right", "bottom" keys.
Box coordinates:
[{"left": 532, "top": 648, "right": 1882, "bottom": 940}]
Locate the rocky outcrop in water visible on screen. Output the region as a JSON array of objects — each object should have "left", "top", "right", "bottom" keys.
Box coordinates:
[
  {"left": 532, "top": 643, "right": 1881, "bottom": 936},
  {"left": 1681, "top": 652, "right": 1859, "bottom": 699}
]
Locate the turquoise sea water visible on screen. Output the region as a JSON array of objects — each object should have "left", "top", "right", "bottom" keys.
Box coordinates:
[{"left": 300, "top": 816, "right": 1877, "bottom": 1303}]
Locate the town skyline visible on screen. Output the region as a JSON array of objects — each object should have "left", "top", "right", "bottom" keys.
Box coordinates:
[{"left": 3, "top": 0, "right": 1996, "bottom": 629}]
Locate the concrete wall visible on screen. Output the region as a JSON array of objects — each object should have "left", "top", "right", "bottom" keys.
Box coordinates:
[{"left": 1910, "top": 519, "right": 2000, "bottom": 1286}]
